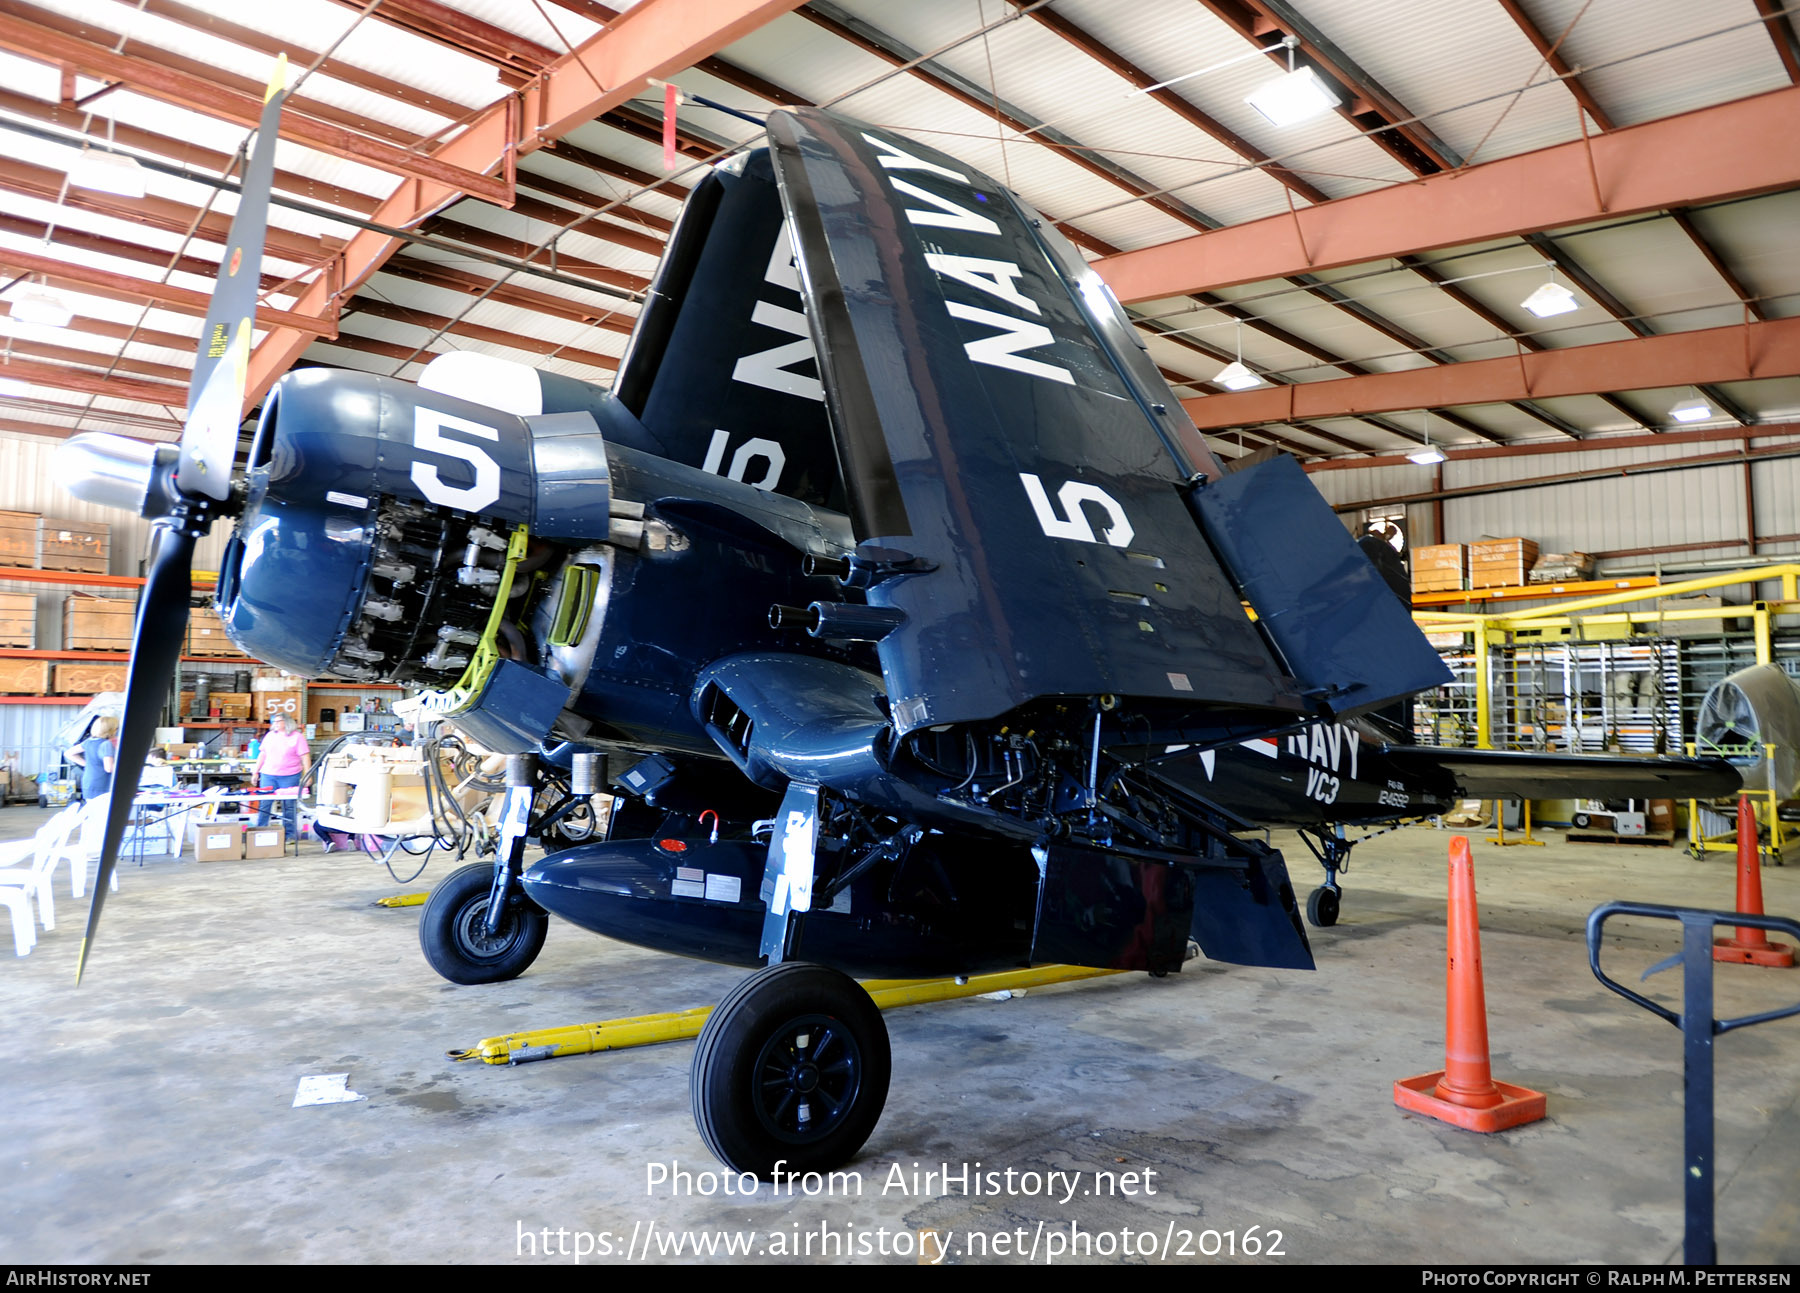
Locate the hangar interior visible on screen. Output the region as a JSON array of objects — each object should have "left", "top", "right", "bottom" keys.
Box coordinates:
[{"left": 0, "top": 0, "right": 1798, "bottom": 1267}]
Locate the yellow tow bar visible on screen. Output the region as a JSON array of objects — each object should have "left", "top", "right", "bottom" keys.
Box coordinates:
[
  {"left": 375, "top": 893, "right": 429, "bottom": 908},
  {"left": 449, "top": 964, "right": 1125, "bottom": 1065}
]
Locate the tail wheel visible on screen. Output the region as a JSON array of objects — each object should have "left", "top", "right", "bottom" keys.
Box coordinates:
[
  {"left": 1306, "top": 885, "right": 1341, "bottom": 928},
  {"left": 692, "top": 962, "right": 890, "bottom": 1177}
]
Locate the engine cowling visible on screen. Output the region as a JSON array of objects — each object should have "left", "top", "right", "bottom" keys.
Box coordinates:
[{"left": 214, "top": 368, "right": 611, "bottom": 687}]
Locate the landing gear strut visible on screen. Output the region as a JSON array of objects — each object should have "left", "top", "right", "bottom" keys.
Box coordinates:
[{"left": 1299, "top": 826, "right": 1352, "bottom": 928}]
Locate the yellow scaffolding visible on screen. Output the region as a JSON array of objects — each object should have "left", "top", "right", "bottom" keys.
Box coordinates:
[{"left": 1415, "top": 562, "right": 1800, "bottom": 752}]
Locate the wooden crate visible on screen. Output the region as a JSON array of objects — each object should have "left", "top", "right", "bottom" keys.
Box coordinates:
[
  {"left": 0, "top": 658, "right": 51, "bottom": 694},
  {"left": 39, "top": 516, "right": 109, "bottom": 574},
  {"left": 255, "top": 689, "right": 305, "bottom": 721},
  {"left": 187, "top": 605, "right": 245, "bottom": 657},
  {"left": 178, "top": 691, "right": 256, "bottom": 719},
  {"left": 52, "top": 662, "right": 128, "bottom": 694},
  {"left": 1411, "top": 543, "right": 1465, "bottom": 593},
  {"left": 0, "top": 510, "right": 39, "bottom": 570},
  {"left": 0, "top": 590, "right": 34, "bottom": 648},
  {"left": 1469, "top": 538, "right": 1539, "bottom": 590},
  {"left": 64, "top": 593, "right": 137, "bottom": 651}
]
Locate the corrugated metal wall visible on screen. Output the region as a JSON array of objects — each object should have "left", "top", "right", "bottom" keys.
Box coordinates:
[
  {"left": 0, "top": 430, "right": 234, "bottom": 782},
  {"left": 1308, "top": 442, "right": 1800, "bottom": 573}
]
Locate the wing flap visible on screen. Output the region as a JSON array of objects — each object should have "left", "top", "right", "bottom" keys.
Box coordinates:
[{"left": 1189, "top": 453, "right": 1453, "bottom": 718}]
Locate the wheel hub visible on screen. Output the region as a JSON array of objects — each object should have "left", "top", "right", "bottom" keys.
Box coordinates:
[
  {"left": 457, "top": 900, "right": 516, "bottom": 958},
  {"left": 754, "top": 1014, "right": 861, "bottom": 1143}
]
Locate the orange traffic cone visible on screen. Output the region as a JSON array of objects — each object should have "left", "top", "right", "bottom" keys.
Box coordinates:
[
  {"left": 1713, "top": 794, "right": 1795, "bottom": 969},
  {"left": 1394, "top": 835, "right": 1547, "bottom": 1132}
]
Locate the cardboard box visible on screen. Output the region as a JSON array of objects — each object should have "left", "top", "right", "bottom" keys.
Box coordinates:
[
  {"left": 0, "top": 509, "right": 39, "bottom": 569},
  {"left": 0, "top": 658, "right": 51, "bottom": 695},
  {"left": 242, "top": 826, "right": 287, "bottom": 859},
  {"left": 1614, "top": 811, "right": 1647, "bottom": 837},
  {"left": 63, "top": 593, "right": 136, "bottom": 651},
  {"left": 193, "top": 822, "right": 244, "bottom": 861},
  {"left": 39, "top": 517, "right": 109, "bottom": 574},
  {"left": 0, "top": 590, "right": 34, "bottom": 648}
]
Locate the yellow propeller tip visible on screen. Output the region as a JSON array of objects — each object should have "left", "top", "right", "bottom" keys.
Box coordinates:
[{"left": 266, "top": 53, "right": 290, "bottom": 103}]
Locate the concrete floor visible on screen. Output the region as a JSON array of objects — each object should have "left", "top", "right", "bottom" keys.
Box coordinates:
[{"left": 2, "top": 808, "right": 1797, "bottom": 1266}]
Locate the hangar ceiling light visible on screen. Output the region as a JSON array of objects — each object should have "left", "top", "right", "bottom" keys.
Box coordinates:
[
  {"left": 68, "top": 147, "right": 148, "bottom": 199},
  {"left": 1520, "top": 279, "right": 1579, "bottom": 319},
  {"left": 1246, "top": 66, "right": 1341, "bottom": 127}
]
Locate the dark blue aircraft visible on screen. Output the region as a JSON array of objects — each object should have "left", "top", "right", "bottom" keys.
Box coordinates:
[{"left": 57, "top": 104, "right": 1736, "bottom": 1177}]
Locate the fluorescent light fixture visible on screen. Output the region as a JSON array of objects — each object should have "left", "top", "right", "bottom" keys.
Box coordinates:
[
  {"left": 1212, "top": 360, "right": 1265, "bottom": 391},
  {"left": 12, "top": 290, "right": 72, "bottom": 327},
  {"left": 1245, "top": 67, "right": 1341, "bottom": 127},
  {"left": 69, "top": 148, "right": 147, "bottom": 198},
  {"left": 1520, "top": 281, "right": 1578, "bottom": 318},
  {"left": 1407, "top": 445, "right": 1446, "bottom": 465},
  {"left": 0, "top": 377, "right": 27, "bottom": 397},
  {"left": 1669, "top": 398, "right": 1713, "bottom": 423}
]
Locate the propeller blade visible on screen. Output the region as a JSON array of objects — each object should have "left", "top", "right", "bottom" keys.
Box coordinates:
[
  {"left": 75, "top": 523, "right": 197, "bottom": 985},
  {"left": 179, "top": 53, "right": 289, "bottom": 501}
]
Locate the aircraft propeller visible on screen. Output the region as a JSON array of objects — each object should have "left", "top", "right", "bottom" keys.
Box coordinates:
[{"left": 53, "top": 56, "right": 291, "bottom": 983}]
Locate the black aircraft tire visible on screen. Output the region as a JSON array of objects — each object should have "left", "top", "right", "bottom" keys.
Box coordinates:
[
  {"left": 692, "top": 962, "right": 890, "bottom": 1178},
  {"left": 419, "top": 863, "right": 548, "bottom": 985},
  {"left": 1306, "top": 885, "right": 1341, "bottom": 928}
]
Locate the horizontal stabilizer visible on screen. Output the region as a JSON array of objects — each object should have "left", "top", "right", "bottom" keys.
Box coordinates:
[{"left": 1380, "top": 745, "right": 1742, "bottom": 801}]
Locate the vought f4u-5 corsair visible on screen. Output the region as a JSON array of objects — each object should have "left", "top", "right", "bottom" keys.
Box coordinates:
[{"left": 59, "top": 97, "right": 1738, "bottom": 1177}]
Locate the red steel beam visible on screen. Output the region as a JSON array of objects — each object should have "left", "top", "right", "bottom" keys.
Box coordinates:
[
  {"left": 1304, "top": 423, "right": 1800, "bottom": 471},
  {"left": 0, "top": 2, "right": 512, "bottom": 204},
  {"left": 375, "top": 258, "right": 637, "bottom": 335},
  {"left": 522, "top": 0, "right": 807, "bottom": 142},
  {"left": 0, "top": 157, "right": 342, "bottom": 266},
  {"left": 0, "top": 88, "right": 383, "bottom": 216},
  {"left": 1097, "top": 85, "right": 1800, "bottom": 301},
  {"left": 0, "top": 355, "right": 184, "bottom": 405},
  {"left": 0, "top": 338, "right": 189, "bottom": 384},
  {"left": 343, "top": 298, "right": 620, "bottom": 371},
  {"left": 0, "top": 302, "right": 194, "bottom": 353},
  {"left": 246, "top": 0, "right": 808, "bottom": 407},
  {"left": 1184, "top": 316, "right": 1800, "bottom": 429},
  {"left": 0, "top": 245, "right": 337, "bottom": 337}
]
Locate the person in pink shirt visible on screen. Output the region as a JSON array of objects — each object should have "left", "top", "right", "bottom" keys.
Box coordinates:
[{"left": 252, "top": 714, "right": 312, "bottom": 843}]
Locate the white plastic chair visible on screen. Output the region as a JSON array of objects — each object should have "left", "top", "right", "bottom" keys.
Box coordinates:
[
  {"left": 0, "top": 809, "right": 78, "bottom": 924},
  {"left": 53, "top": 800, "right": 117, "bottom": 900},
  {"left": 0, "top": 885, "right": 33, "bottom": 955},
  {"left": 0, "top": 811, "right": 67, "bottom": 953}
]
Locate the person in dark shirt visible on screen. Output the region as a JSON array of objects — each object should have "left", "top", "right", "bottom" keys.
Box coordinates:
[{"left": 67, "top": 715, "right": 118, "bottom": 802}]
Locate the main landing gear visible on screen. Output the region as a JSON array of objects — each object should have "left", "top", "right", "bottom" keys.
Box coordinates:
[
  {"left": 691, "top": 962, "right": 891, "bottom": 1177},
  {"left": 419, "top": 754, "right": 549, "bottom": 984},
  {"left": 1298, "top": 826, "right": 1352, "bottom": 928}
]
